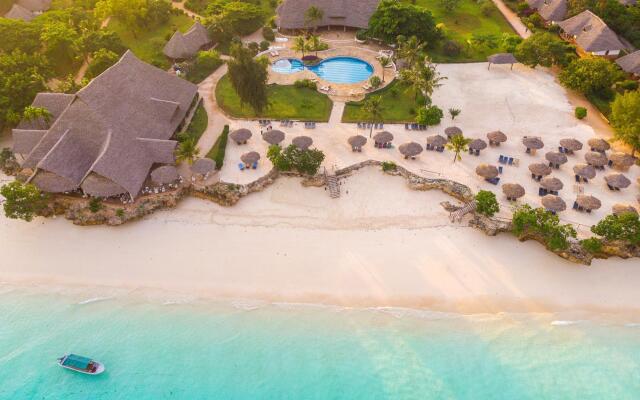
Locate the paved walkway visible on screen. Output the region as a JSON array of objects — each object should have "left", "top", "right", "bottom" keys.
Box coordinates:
[
  {"left": 329, "top": 102, "right": 345, "bottom": 124},
  {"left": 195, "top": 61, "right": 231, "bottom": 157},
  {"left": 171, "top": 0, "right": 203, "bottom": 19},
  {"left": 491, "top": 0, "right": 531, "bottom": 39}
]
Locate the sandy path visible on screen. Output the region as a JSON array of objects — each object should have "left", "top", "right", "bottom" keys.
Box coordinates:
[{"left": 491, "top": 0, "right": 531, "bottom": 39}]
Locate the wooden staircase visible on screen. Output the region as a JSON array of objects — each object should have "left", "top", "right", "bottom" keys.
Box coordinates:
[{"left": 325, "top": 169, "right": 340, "bottom": 199}]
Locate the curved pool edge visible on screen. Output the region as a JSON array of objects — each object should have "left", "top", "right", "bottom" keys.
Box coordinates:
[{"left": 271, "top": 56, "right": 375, "bottom": 85}]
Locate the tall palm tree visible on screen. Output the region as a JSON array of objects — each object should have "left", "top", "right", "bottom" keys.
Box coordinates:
[
  {"left": 175, "top": 138, "right": 200, "bottom": 165},
  {"left": 445, "top": 134, "right": 471, "bottom": 163},
  {"left": 293, "top": 35, "right": 307, "bottom": 57},
  {"left": 379, "top": 56, "right": 392, "bottom": 82},
  {"left": 397, "top": 36, "right": 426, "bottom": 68},
  {"left": 308, "top": 34, "right": 322, "bottom": 56},
  {"left": 362, "top": 95, "right": 384, "bottom": 138},
  {"left": 304, "top": 6, "right": 324, "bottom": 33},
  {"left": 399, "top": 59, "right": 445, "bottom": 103}
]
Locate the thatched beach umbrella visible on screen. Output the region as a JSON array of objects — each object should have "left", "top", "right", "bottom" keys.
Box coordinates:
[
  {"left": 151, "top": 165, "right": 179, "bottom": 185},
  {"left": 241, "top": 151, "right": 261, "bottom": 165},
  {"left": 545, "top": 151, "right": 568, "bottom": 168},
  {"left": 398, "top": 142, "right": 423, "bottom": 158},
  {"left": 529, "top": 163, "right": 552, "bottom": 178},
  {"left": 469, "top": 139, "right": 487, "bottom": 151},
  {"left": 541, "top": 195, "right": 566, "bottom": 213},
  {"left": 540, "top": 176, "right": 563, "bottom": 192},
  {"left": 373, "top": 131, "right": 394, "bottom": 144},
  {"left": 573, "top": 163, "right": 596, "bottom": 180},
  {"left": 444, "top": 126, "right": 462, "bottom": 139},
  {"left": 585, "top": 151, "right": 607, "bottom": 167},
  {"left": 502, "top": 183, "right": 525, "bottom": 200},
  {"left": 588, "top": 138, "right": 610, "bottom": 152},
  {"left": 487, "top": 53, "right": 518, "bottom": 69},
  {"left": 608, "top": 152, "right": 635, "bottom": 170},
  {"left": 522, "top": 136, "right": 544, "bottom": 151},
  {"left": 292, "top": 136, "right": 313, "bottom": 150},
  {"left": 487, "top": 131, "right": 507, "bottom": 146},
  {"left": 427, "top": 134, "right": 447, "bottom": 149},
  {"left": 612, "top": 204, "right": 638, "bottom": 216},
  {"left": 576, "top": 194, "right": 602, "bottom": 211},
  {"left": 476, "top": 164, "right": 499, "bottom": 179},
  {"left": 262, "top": 129, "right": 285, "bottom": 145},
  {"left": 230, "top": 128, "right": 252, "bottom": 144},
  {"left": 191, "top": 158, "right": 215, "bottom": 176},
  {"left": 605, "top": 173, "right": 631, "bottom": 189},
  {"left": 348, "top": 135, "right": 367, "bottom": 150},
  {"left": 559, "top": 138, "right": 583, "bottom": 153}
]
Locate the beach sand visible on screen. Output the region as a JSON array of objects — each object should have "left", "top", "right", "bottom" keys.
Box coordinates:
[{"left": 1, "top": 167, "right": 639, "bottom": 316}]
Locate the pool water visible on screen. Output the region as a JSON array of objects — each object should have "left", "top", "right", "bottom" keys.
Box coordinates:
[{"left": 272, "top": 57, "right": 374, "bottom": 84}]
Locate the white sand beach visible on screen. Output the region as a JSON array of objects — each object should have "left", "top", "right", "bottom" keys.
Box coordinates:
[{"left": 1, "top": 167, "right": 639, "bottom": 316}]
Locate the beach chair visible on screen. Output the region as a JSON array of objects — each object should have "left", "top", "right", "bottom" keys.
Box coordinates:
[
  {"left": 498, "top": 166, "right": 503, "bottom": 174},
  {"left": 426, "top": 144, "right": 432, "bottom": 151},
  {"left": 538, "top": 187, "right": 544, "bottom": 196},
  {"left": 252, "top": 162, "right": 258, "bottom": 169},
  {"left": 499, "top": 155, "right": 505, "bottom": 164},
  {"left": 437, "top": 147, "right": 444, "bottom": 153},
  {"left": 238, "top": 163, "right": 245, "bottom": 171},
  {"left": 508, "top": 157, "right": 514, "bottom": 165}
]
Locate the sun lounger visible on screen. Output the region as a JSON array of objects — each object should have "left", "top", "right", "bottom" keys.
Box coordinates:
[
  {"left": 252, "top": 162, "right": 258, "bottom": 169},
  {"left": 498, "top": 166, "right": 503, "bottom": 174},
  {"left": 238, "top": 163, "right": 245, "bottom": 171}
]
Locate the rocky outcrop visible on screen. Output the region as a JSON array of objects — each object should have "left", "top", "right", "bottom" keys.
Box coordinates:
[
  {"left": 193, "top": 168, "right": 281, "bottom": 206},
  {"left": 0, "top": 149, "right": 20, "bottom": 176},
  {"left": 597, "top": 240, "right": 640, "bottom": 260},
  {"left": 468, "top": 214, "right": 512, "bottom": 236}
]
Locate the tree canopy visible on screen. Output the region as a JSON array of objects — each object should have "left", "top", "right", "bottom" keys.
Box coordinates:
[
  {"left": 368, "top": 0, "right": 442, "bottom": 45},
  {"left": 514, "top": 32, "right": 571, "bottom": 68},
  {"left": 558, "top": 57, "right": 623, "bottom": 96},
  {"left": 0, "top": 181, "right": 48, "bottom": 222},
  {"left": 512, "top": 205, "right": 577, "bottom": 251},
  {"left": 267, "top": 144, "right": 325, "bottom": 176},
  {"left": 227, "top": 44, "right": 269, "bottom": 113},
  {"left": 610, "top": 90, "right": 640, "bottom": 156},
  {"left": 591, "top": 212, "right": 640, "bottom": 246},
  {"left": 475, "top": 190, "right": 500, "bottom": 217}
]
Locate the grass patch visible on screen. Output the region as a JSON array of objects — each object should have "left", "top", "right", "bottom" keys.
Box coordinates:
[
  {"left": 108, "top": 13, "right": 194, "bottom": 70},
  {"left": 342, "top": 81, "right": 425, "bottom": 123},
  {"left": 402, "top": 0, "right": 515, "bottom": 62},
  {"left": 180, "top": 102, "right": 208, "bottom": 143},
  {"left": 184, "top": 0, "right": 276, "bottom": 17},
  {"left": 215, "top": 74, "right": 333, "bottom": 121},
  {"left": 586, "top": 93, "right": 613, "bottom": 118},
  {"left": 206, "top": 125, "right": 229, "bottom": 169}
]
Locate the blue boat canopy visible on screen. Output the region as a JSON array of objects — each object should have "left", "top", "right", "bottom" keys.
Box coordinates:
[{"left": 62, "top": 354, "right": 92, "bottom": 369}]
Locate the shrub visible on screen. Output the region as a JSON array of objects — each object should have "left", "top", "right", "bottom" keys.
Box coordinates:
[
  {"left": 516, "top": 2, "right": 530, "bottom": 13},
  {"left": 512, "top": 205, "right": 577, "bottom": 251},
  {"left": 267, "top": 144, "right": 325, "bottom": 175},
  {"left": 381, "top": 161, "right": 397, "bottom": 172},
  {"left": 416, "top": 105, "right": 444, "bottom": 126},
  {"left": 247, "top": 42, "right": 260, "bottom": 56},
  {"left": 475, "top": 190, "right": 499, "bottom": 217},
  {"left": 442, "top": 40, "right": 462, "bottom": 57},
  {"left": 370, "top": 75, "right": 382, "bottom": 88},
  {"left": 88, "top": 198, "right": 103, "bottom": 213},
  {"left": 580, "top": 238, "right": 602, "bottom": 254},
  {"left": 206, "top": 125, "right": 230, "bottom": 169},
  {"left": 116, "top": 209, "right": 125, "bottom": 218},
  {"left": 356, "top": 29, "right": 368, "bottom": 41},
  {"left": 294, "top": 79, "right": 317, "bottom": 90},
  {"left": 480, "top": 1, "right": 494, "bottom": 16},
  {"left": 262, "top": 26, "right": 275, "bottom": 42},
  {"left": 591, "top": 213, "right": 640, "bottom": 246},
  {"left": 559, "top": 58, "right": 624, "bottom": 95},
  {"left": 259, "top": 40, "right": 270, "bottom": 52},
  {"left": 185, "top": 50, "right": 223, "bottom": 83},
  {"left": 616, "top": 80, "right": 639, "bottom": 93},
  {"left": 0, "top": 181, "right": 47, "bottom": 222},
  {"left": 574, "top": 106, "right": 587, "bottom": 120}
]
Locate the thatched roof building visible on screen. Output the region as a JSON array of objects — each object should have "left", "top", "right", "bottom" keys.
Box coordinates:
[
  {"left": 616, "top": 50, "right": 640, "bottom": 76},
  {"left": 576, "top": 194, "right": 601, "bottom": 210},
  {"left": 605, "top": 173, "right": 631, "bottom": 189},
  {"left": 13, "top": 51, "right": 198, "bottom": 199},
  {"left": 4, "top": 0, "right": 51, "bottom": 21},
  {"left": 540, "top": 176, "right": 563, "bottom": 191},
  {"left": 573, "top": 163, "right": 596, "bottom": 179},
  {"left": 398, "top": 142, "right": 423, "bottom": 158},
  {"left": 230, "top": 128, "right": 252, "bottom": 144},
  {"left": 163, "top": 22, "right": 212, "bottom": 60},
  {"left": 502, "top": 183, "right": 525, "bottom": 199},
  {"left": 476, "top": 164, "right": 499, "bottom": 179},
  {"left": 542, "top": 195, "right": 566, "bottom": 212},
  {"left": 292, "top": 136, "right": 313, "bottom": 150},
  {"left": 526, "top": 0, "right": 567, "bottom": 22},
  {"left": 151, "top": 165, "right": 179, "bottom": 185},
  {"left": 262, "top": 130, "right": 285, "bottom": 145},
  {"left": 276, "top": 0, "right": 381, "bottom": 30},
  {"left": 558, "top": 10, "right": 626, "bottom": 56}
]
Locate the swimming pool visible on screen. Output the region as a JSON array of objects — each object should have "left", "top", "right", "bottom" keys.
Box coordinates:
[{"left": 272, "top": 57, "right": 374, "bottom": 84}]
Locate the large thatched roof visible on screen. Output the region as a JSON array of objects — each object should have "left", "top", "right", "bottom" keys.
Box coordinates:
[
  {"left": 81, "top": 172, "right": 128, "bottom": 198},
  {"left": 241, "top": 151, "right": 261, "bottom": 164},
  {"left": 276, "top": 0, "right": 381, "bottom": 30},
  {"left": 444, "top": 126, "right": 462, "bottom": 138},
  {"left": 230, "top": 128, "right": 252, "bottom": 143},
  {"left": 545, "top": 151, "right": 568, "bottom": 165},
  {"left": 15, "top": 51, "right": 196, "bottom": 199},
  {"left": 542, "top": 195, "right": 566, "bottom": 212},
  {"left": 528, "top": 163, "right": 552, "bottom": 176},
  {"left": 427, "top": 134, "right": 447, "bottom": 147},
  {"left": 31, "top": 171, "right": 78, "bottom": 193},
  {"left": 558, "top": 10, "right": 625, "bottom": 53},
  {"left": 573, "top": 163, "right": 596, "bottom": 179},
  {"left": 522, "top": 136, "right": 544, "bottom": 150},
  {"left": 373, "top": 131, "right": 394, "bottom": 143},
  {"left": 292, "top": 136, "right": 313, "bottom": 150},
  {"left": 476, "top": 164, "right": 499, "bottom": 179},
  {"left": 163, "top": 22, "right": 212, "bottom": 60},
  {"left": 559, "top": 138, "right": 583, "bottom": 152},
  {"left": 469, "top": 139, "right": 487, "bottom": 150},
  {"left": 4, "top": 0, "right": 51, "bottom": 21},
  {"left": 616, "top": 50, "right": 640, "bottom": 76},
  {"left": 538, "top": 0, "right": 567, "bottom": 21},
  {"left": 191, "top": 158, "right": 215, "bottom": 175},
  {"left": 502, "top": 183, "right": 525, "bottom": 198},
  {"left": 348, "top": 135, "right": 367, "bottom": 148},
  {"left": 487, "top": 131, "right": 507, "bottom": 143},
  {"left": 262, "top": 129, "right": 285, "bottom": 145},
  {"left": 540, "top": 176, "right": 563, "bottom": 191},
  {"left": 588, "top": 137, "right": 610, "bottom": 152},
  {"left": 605, "top": 173, "right": 631, "bottom": 189},
  {"left": 576, "top": 194, "right": 602, "bottom": 210},
  {"left": 398, "top": 142, "right": 423, "bottom": 157},
  {"left": 585, "top": 151, "right": 607, "bottom": 167},
  {"left": 151, "top": 165, "right": 179, "bottom": 185}
]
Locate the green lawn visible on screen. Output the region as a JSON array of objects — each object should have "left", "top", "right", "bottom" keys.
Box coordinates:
[
  {"left": 215, "top": 75, "right": 333, "bottom": 121},
  {"left": 108, "top": 13, "right": 194, "bottom": 69},
  {"left": 402, "top": 0, "right": 516, "bottom": 62},
  {"left": 206, "top": 125, "right": 229, "bottom": 169},
  {"left": 342, "top": 81, "right": 426, "bottom": 123},
  {"left": 180, "top": 102, "right": 208, "bottom": 143}
]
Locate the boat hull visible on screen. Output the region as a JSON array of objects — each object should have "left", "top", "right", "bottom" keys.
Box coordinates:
[{"left": 57, "top": 360, "right": 105, "bottom": 375}]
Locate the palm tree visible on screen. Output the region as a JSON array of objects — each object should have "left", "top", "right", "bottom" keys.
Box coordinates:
[
  {"left": 308, "top": 34, "right": 322, "bottom": 56},
  {"left": 293, "top": 35, "right": 308, "bottom": 57},
  {"left": 175, "top": 138, "right": 200, "bottom": 165},
  {"left": 304, "top": 6, "right": 324, "bottom": 33},
  {"left": 379, "top": 56, "right": 392, "bottom": 82},
  {"left": 445, "top": 134, "right": 472, "bottom": 163},
  {"left": 399, "top": 59, "right": 445, "bottom": 103},
  {"left": 449, "top": 108, "right": 461, "bottom": 120},
  {"left": 362, "top": 96, "right": 384, "bottom": 138},
  {"left": 397, "top": 36, "right": 426, "bottom": 68}
]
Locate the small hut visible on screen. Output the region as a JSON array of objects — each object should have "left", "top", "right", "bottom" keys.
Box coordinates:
[
  {"left": 559, "top": 138, "right": 583, "bottom": 154},
  {"left": 373, "top": 131, "right": 394, "bottom": 147},
  {"left": 262, "top": 129, "right": 285, "bottom": 145},
  {"left": 541, "top": 195, "right": 566, "bottom": 213},
  {"left": 522, "top": 136, "right": 544, "bottom": 154},
  {"left": 468, "top": 139, "right": 487, "bottom": 155},
  {"left": 426, "top": 135, "right": 447, "bottom": 151},
  {"left": 487, "top": 53, "right": 518, "bottom": 70},
  {"left": 585, "top": 151, "right": 607, "bottom": 168},
  {"left": 487, "top": 131, "right": 507, "bottom": 146},
  {"left": 151, "top": 165, "right": 179, "bottom": 185},
  {"left": 575, "top": 194, "right": 601, "bottom": 212},
  {"left": 612, "top": 204, "right": 638, "bottom": 216},
  {"left": 608, "top": 152, "right": 635, "bottom": 171},
  {"left": 502, "top": 183, "right": 525, "bottom": 201},
  {"left": 398, "top": 142, "right": 423, "bottom": 159},
  {"left": 573, "top": 163, "right": 596, "bottom": 182},
  {"left": 529, "top": 163, "right": 552, "bottom": 180},
  {"left": 605, "top": 173, "right": 631, "bottom": 190},
  {"left": 348, "top": 135, "right": 367, "bottom": 152},
  {"left": 229, "top": 128, "right": 252, "bottom": 145},
  {"left": 240, "top": 151, "right": 260, "bottom": 167},
  {"left": 540, "top": 176, "right": 563, "bottom": 194},
  {"left": 444, "top": 127, "right": 462, "bottom": 139},
  {"left": 545, "top": 151, "right": 568, "bottom": 169},
  {"left": 588, "top": 138, "right": 610, "bottom": 153},
  {"left": 476, "top": 164, "right": 499, "bottom": 179},
  {"left": 191, "top": 158, "right": 215, "bottom": 178},
  {"left": 292, "top": 136, "right": 313, "bottom": 150}
]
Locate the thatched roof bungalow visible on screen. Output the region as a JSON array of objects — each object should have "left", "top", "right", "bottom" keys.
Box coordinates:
[
  {"left": 4, "top": 0, "right": 51, "bottom": 21},
  {"left": 276, "top": 0, "right": 381, "bottom": 31},
  {"left": 163, "top": 22, "right": 212, "bottom": 61},
  {"left": 616, "top": 50, "right": 640, "bottom": 77},
  {"left": 558, "top": 10, "right": 626, "bottom": 57}
]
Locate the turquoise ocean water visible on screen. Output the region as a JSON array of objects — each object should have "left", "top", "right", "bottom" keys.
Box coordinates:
[{"left": 0, "top": 287, "right": 639, "bottom": 399}]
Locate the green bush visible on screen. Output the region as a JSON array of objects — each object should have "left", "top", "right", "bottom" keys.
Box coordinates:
[
  {"left": 512, "top": 205, "right": 577, "bottom": 251},
  {"left": 267, "top": 144, "right": 325, "bottom": 175},
  {"left": 480, "top": 1, "right": 494, "bottom": 16},
  {"left": 370, "top": 76, "right": 382, "bottom": 88},
  {"left": 116, "top": 209, "right": 125, "bottom": 218},
  {"left": 0, "top": 181, "right": 47, "bottom": 222},
  {"left": 356, "top": 29, "right": 368, "bottom": 41},
  {"left": 574, "top": 106, "right": 587, "bottom": 119},
  {"left": 442, "top": 40, "right": 462, "bottom": 57},
  {"left": 88, "top": 198, "right": 103, "bottom": 213},
  {"left": 591, "top": 213, "right": 640, "bottom": 246},
  {"left": 294, "top": 79, "right": 317, "bottom": 90},
  {"left": 616, "top": 80, "right": 639, "bottom": 93},
  {"left": 381, "top": 161, "right": 397, "bottom": 172},
  {"left": 206, "top": 125, "right": 229, "bottom": 169},
  {"left": 259, "top": 40, "right": 270, "bottom": 52},
  {"left": 416, "top": 105, "right": 444, "bottom": 126},
  {"left": 185, "top": 50, "right": 223, "bottom": 83},
  {"left": 580, "top": 238, "right": 603, "bottom": 254},
  {"left": 262, "top": 26, "right": 275, "bottom": 42},
  {"left": 475, "top": 190, "right": 500, "bottom": 217}
]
